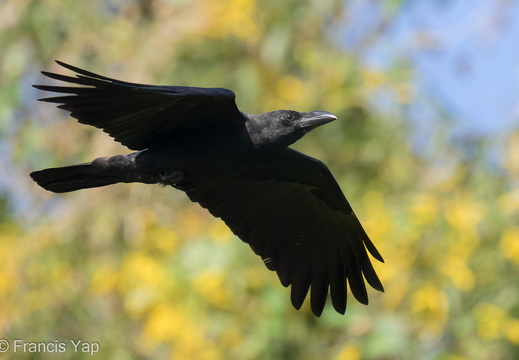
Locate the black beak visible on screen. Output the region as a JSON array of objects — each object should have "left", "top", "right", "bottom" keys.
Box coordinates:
[{"left": 298, "top": 111, "right": 338, "bottom": 128}]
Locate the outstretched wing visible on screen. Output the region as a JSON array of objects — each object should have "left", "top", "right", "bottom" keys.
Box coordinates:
[
  {"left": 33, "top": 61, "right": 246, "bottom": 150},
  {"left": 187, "top": 148, "right": 384, "bottom": 316}
]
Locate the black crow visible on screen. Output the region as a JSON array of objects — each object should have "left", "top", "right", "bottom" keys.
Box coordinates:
[{"left": 30, "top": 61, "right": 384, "bottom": 316}]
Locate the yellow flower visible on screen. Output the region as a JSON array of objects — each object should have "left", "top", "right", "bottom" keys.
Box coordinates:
[
  {"left": 410, "top": 284, "right": 449, "bottom": 334},
  {"left": 146, "top": 225, "right": 180, "bottom": 253},
  {"left": 474, "top": 303, "right": 508, "bottom": 340},
  {"left": 192, "top": 270, "right": 230, "bottom": 309},
  {"left": 501, "top": 227, "right": 519, "bottom": 265},
  {"left": 444, "top": 193, "right": 484, "bottom": 233},
  {"left": 276, "top": 75, "right": 308, "bottom": 106},
  {"left": 91, "top": 264, "right": 118, "bottom": 294},
  {"left": 334, "top": 345, "right": 361, "bottom": 360},
  {"left": 410, "top": 193, "right": 439, "bottom": 226},
  {"left": 198, "top": 0, "right": 260, "bottom": 43},
  {"left": 113, "top": 252, "right": 172, "bottom": 317},
  {"left": 362, "top": 190, "right": 393, "bottom": 240},
  {"left": 505, "top": 319, "right": 519, "bottom": 344},
  {"left": 143, "top": 303, "right": 188, "bottom": 343},
  {"left": 440, "top": 254, "right": 475, "bottom": 291},
  {"left": 142, "top": 304, "right": 222, "bottom": 360}
]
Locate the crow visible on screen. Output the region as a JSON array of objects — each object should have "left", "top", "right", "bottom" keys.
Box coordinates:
[{"left": 30, "top": 61, "right": 384, "bottom": 316}]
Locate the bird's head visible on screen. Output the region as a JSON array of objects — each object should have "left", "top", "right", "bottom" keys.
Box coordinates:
[{"left": 245, "top": 110, "right": 337, "bottom": 149}]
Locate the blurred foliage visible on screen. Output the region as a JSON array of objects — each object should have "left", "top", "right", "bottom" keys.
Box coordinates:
[{"left": 1, "top": 0, "right": 518, "bottom": 359}]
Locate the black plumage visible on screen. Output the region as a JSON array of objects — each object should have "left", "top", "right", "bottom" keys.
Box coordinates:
[{"left": 30, "top": 61, "right": 384, "bottom": 316}]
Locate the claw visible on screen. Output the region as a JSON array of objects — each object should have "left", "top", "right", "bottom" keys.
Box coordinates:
[
  {"left": 158, "top": 170, "right": 197, "bottom": 191},
  {"left": 159, "top": 170, "right": 185, "bottom": 183}
]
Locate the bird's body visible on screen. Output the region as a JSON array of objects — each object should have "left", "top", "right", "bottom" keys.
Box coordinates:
[
  {"left": 118, "top": 126, "right": 258, "bottom": 189},
  {"left": 31, "top": 61, "right": 384, "bottom": 316}
]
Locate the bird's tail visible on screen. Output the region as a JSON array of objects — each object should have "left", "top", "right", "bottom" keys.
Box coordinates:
[{"left": 30, "top": 162, "right": 121, "bottom": 193}]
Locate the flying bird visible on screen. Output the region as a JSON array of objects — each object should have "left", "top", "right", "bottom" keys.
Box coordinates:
[{"left": 30, "top": 61, "right": 384, "bottom": 316}]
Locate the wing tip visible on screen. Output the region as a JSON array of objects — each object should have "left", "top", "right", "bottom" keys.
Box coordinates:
[
  {"left": 312, "top": 307, "right": 324, "bottom": 317},
  {"left": 55, "top": 60, "right": 76, "bottom": 72},
  {"left": 333, "top": 304, "right": 346, "bottom": 315}
]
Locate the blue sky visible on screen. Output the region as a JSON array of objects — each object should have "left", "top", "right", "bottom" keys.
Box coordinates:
[{"left": 341, "top": 0, "right": 519, "bottom": 147}]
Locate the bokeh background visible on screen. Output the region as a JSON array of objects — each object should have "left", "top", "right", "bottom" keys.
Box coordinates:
[{"left": 1, "top": 0, "right": 518, "bottom": 359}]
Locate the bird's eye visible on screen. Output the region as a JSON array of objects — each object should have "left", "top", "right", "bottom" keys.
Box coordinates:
[{"left": 283, "top": 113, "right": 295, "bottom": 122}]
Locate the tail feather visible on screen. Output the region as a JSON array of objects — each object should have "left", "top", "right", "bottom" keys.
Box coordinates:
[{"left": 30, "top": 162, "right": 120, "bottom": 193}]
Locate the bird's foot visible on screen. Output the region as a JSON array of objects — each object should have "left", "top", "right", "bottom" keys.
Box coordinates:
[
  {"left": 158, "top": 170, "right": 197, "bottom": 192},
  {"left": 159, "top": 169, "right": 186, "bottom": 184}
]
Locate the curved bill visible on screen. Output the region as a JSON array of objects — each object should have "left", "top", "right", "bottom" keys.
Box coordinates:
[{"left": 298, "top": 111, "right": 338, "bottom": 128}]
